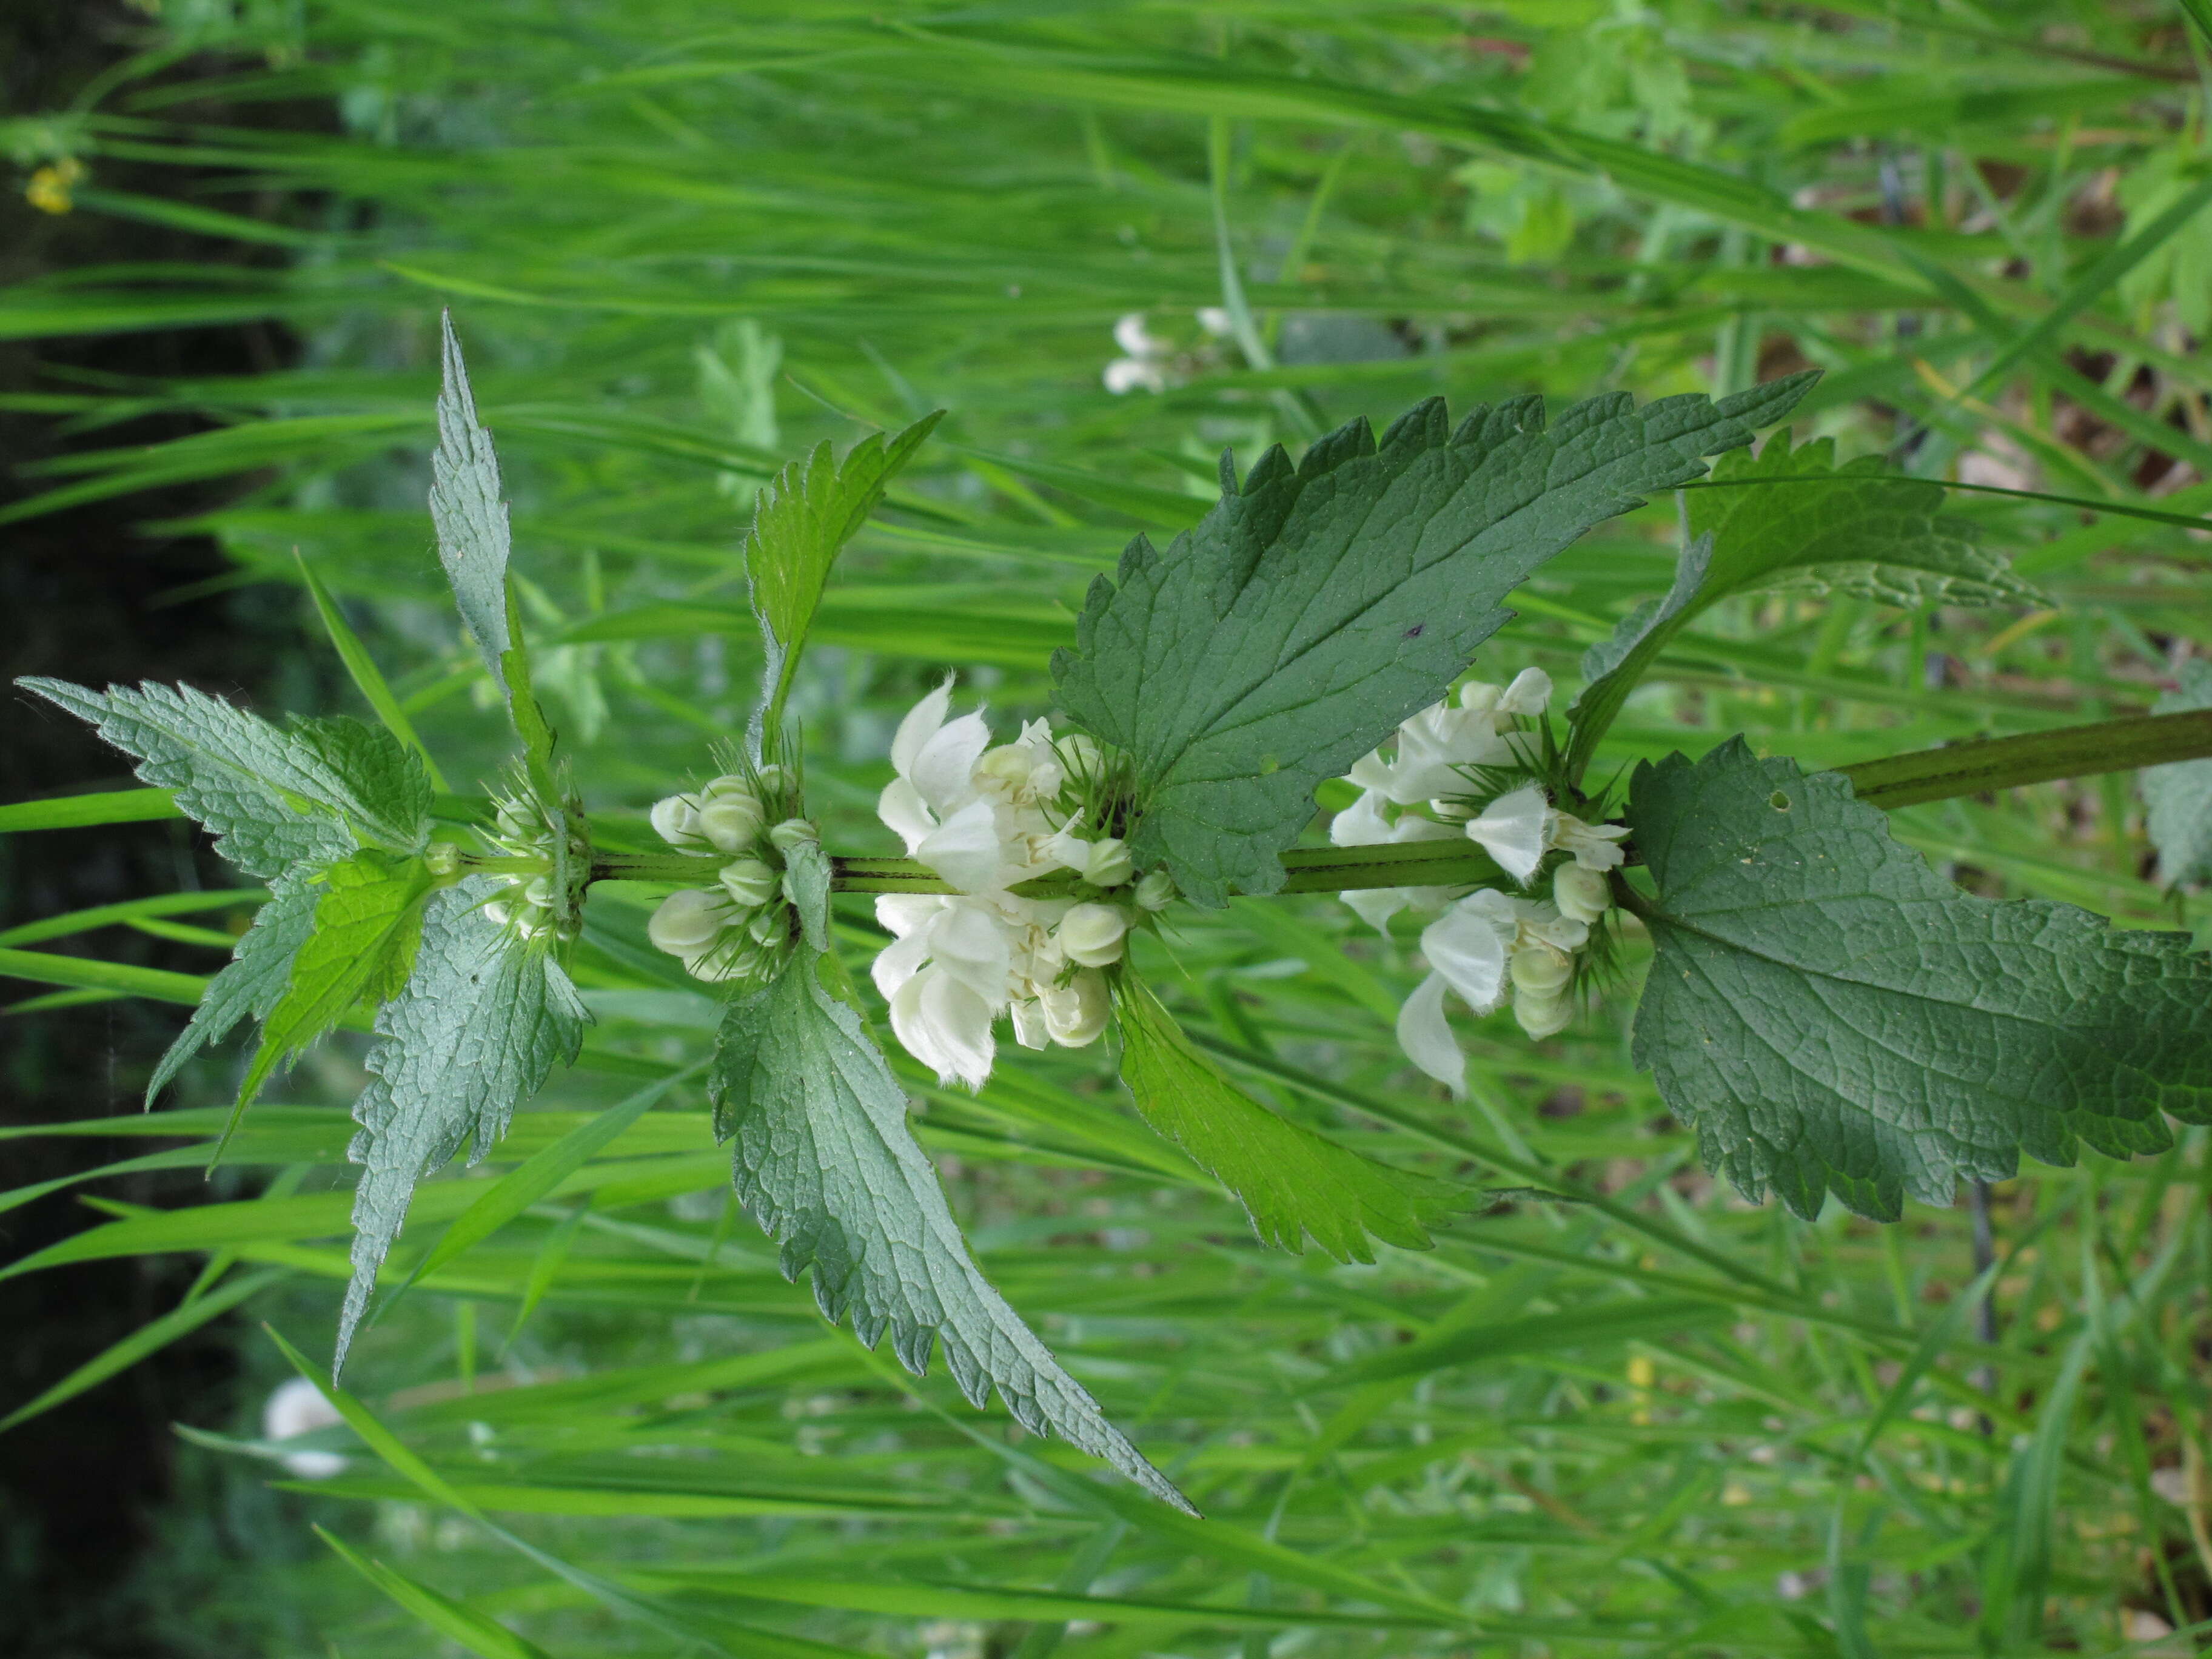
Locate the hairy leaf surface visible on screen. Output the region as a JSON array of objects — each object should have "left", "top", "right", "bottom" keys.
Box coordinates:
[
  {"left": 338, "top": 877, "right": 588, "bottom": 1368},
  {"left": 19, "top": 679, "right": 430, "bottom": 877},
  {"left": 146, "top": 879, "right": 320, "bottom": 1104},
  {"left": 430, "top": 312, "right": 514, "bottom": 691},
  {"left": 745, "top": 412, "right": 942, "bottom": 736},
  {"left": 1111, "top": 974, "right": 1464, "bottom": 1259},
  {"left": 2143, "top": 660, "right": 2212, "bottom": 888},
  {"left": 1571, "top": 434, "right": 2038, "bottom": 769},
  {"left": 1627, "top": 740, "right": 2212, "bottom": 1220},
  {"left": 1052, "top": 376, "right": 1814, "bottom": 905},
  {"left": 709, "top": 945, "right": 1189, "bottom": 1513}
]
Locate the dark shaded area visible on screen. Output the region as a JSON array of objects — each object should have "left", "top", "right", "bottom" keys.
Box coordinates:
[{"left": 0, "top": 7, "right": 327, "bottom": 1654}]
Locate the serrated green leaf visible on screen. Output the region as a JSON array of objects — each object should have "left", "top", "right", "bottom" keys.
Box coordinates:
[
  {"left": 1110, "top": 973, "right": 1465, "bottom": 1261},
  {"left": 1051, "top": 377, "right": 1814, "bottom": 907},
  {"left": 745, "top": 411, "right": 942, "bottom": 739},
  {"left": 17, "top": 679, "right": 430, "bottom": 877},
  {"left": 431, "top": 312, "right": 514, "bottom": 692},
  {"left": 709, "top": 947, "right": 1190, "bottom": 1514},
  {"left": 1569, "top": 433, "right": 2039, "bottom": 776},
  {"left": 1626, "top": 740, "right": 2212, "bottom": 1221},
  {"left": 234, "top": 852, "right": 438, "bottom": 1123},
  {"left": 147, "top": 878, "right": 318, "bottom": 1104},
  {"left": 2143, "top": 660, "right": 2212, "bottom": 888},
  {"left": 337, "top": 876, "right": 588, "bottom": 1370}
]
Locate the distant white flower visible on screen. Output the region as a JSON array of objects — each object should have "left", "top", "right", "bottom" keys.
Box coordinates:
[
  {"left": 1104, "top": 312, "right": 1173, "bottom": 395},
  {"left": 263, "top": 1376, "right": 345, "bottom": 1480},
  {"left": 1196, "top": 306, "right": 1235, "bottom": 338}
]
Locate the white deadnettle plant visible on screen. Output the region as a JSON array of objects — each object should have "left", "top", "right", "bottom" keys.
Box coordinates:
[{"left": 33, "top": 326, "right": 2212, "bottom": 1514}]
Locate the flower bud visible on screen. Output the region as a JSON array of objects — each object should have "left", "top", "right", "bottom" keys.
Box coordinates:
[
  {"left": 1553, "top": 862, "right": 1611, "bottom": 926},
  {"left": 650, "top": 794, "right": 705, "bottom": 849},
  {"left": 768, "top": 817, "right": 819, "bottom": 852},
  {"left": 974, "top": 744, "right": 1037, "bottom": 794},
  {"left": 1081, "top": 836, "right": 1133, "bottom": 889},
  {"left": 1133, "top": 870, "right": 1176, "bottom": 912},
  {"left": 701, "top": 773, "right": 752, "bottom": 801},
  {"left": 752, "top": 763, "right": 794, "bottom": 800},
  {"left": 522, "top": 876, "right": 552, "bottom": 910},
  {"left": 425, "top": 842, "right": 461, "bottom": 878},
  {"left": 687, "top": 936, "right": 768, "bottom": 985},
  {"left": 1513, "top": 985, "right": 1572, "bottom": 1040},
  {"left": 1510, "top": 942, "right": 1573, "bottom": 997},
  {"left": 718, "top": 856, "right": 777, "bottom": 908},
  {"left": 1057, "top": 902, "right": 1130, "bottom": 968},
  {"left": 697, "top": 793, "right": 764, "bottom": 854},
  {"left": 1041, "top": 969, "right": 1110, "bottom": 1046},
  {"left": 1056, "top": 732, "right": 1102, "bottom": 779},
  {"left": 482, "top": 900, "right": 512, "bottom": 929},
  {"left": 495, "top": 801, "right": 534, "bottom": 840},
  {"left": 747, "top": 905, "right": 788, "bottom": 946},
  {"left": 648, "top": 888, "right": 733, "bottom": 956}
]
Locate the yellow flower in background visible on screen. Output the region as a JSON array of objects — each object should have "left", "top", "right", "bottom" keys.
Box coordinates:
[{"left": 25, "top": 158, "right": 85, "bottom": 215}]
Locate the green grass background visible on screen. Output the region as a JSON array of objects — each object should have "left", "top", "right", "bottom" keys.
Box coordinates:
[{"left": 8, "top": 2, "right": 2212, "bottom": 1653}]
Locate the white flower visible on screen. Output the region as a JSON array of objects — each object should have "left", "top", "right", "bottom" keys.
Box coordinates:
[
  {"left": 262, "top": 1377, "right": 345, "bottom": 1480},
  {"left": 1196, "top": 306, "right": 1235, "bottom": 338},
  {"left": 1039, "top": 968, "right": 1110, "bottom": 1045},
  {"left": 1057, "top": 902, "right": 1130, "bottom": 968},
  {"left": 891, "top": 968, "right": 997, "bottom": 1090},
  {"left": 1330, "top": 787, "right": 1459, "bottom": 931},
  {"left": 1104, "top": 313, "right": 1173, "bottom": 395},
  {"left": 1465, "top": 784, "right": 1552, "bottom": 883},
  {"left": 1553, "top": 862, "right": 1612, "bottom": 925},
  {"left": 1346, "top": 670, "right": 1551, "bottom": 807},
  {"left": 1394, "top": 890, "right": 1589, "bottom": 1091},
  {"left": 1550, "top": 811, "right": 1629, "bottom": 872},
  {"left": 1113, "top": 312, "right": 1164, "bottom": 357}
]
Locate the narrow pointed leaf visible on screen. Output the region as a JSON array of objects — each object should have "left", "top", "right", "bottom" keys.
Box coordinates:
[
  {"left": 709, "top": 949, "right": 1190, "bottom": 1513},
  {"left": 1627, "top": 740, "right": 2212, "bottom": 1220},
  {"left": 337, "top": 877, "right": 588, "bottom": 1370},
  {"left": 18, "top": 679, "right": 429, "bottom": 876},
  {"left": 1052, "top": 376, "right": 1814, "bottom": 906},
  {"left": 429, "top": 312, "right": 514, "bottom": 692},
  {"left": 147, "top": 878, "right": 318, "bottom": 1104},
  {"left": 1111, "top": 973, "right": 1465, "bottom": 1261}
]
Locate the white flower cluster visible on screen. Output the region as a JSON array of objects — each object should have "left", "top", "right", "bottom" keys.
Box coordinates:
[
  {"left": 1101, "top": 309, "right": 1233, "bottom": 395},
  {"left": 1332, "top": 668, "right": 1628, "bottom": 1088},
  {"left": 481, "top": 791, "right": 587, "bottom": 943},
  {"left": 874, "top": 678, "right": 1171, "bottom": 1088},
  {"left": 644, "top": 769, "right": 811, "bottom": 987}
]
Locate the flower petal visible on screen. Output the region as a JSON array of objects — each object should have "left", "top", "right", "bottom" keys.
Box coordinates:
[
  {"left": 919, "top": 969, "right": 996, "bottom": 1088},
  {"left": 1395, "top": 971, "right": 1465, "bottom": 1094},
  {"left": 1419, "top": 897, "right": 1512, "bottom": 1014},
  {"left": 1466, "top": 785, "right": 1551, "bottom": 883},
  {"left": 911, "top": 709, "right": 993, "bottom": 816},
  {"left": 890, "top": 676, "right": 954, "bottom": 777},
  {"left": 930, "top": 900, "right": 1014, "bottom": 1004},
  {"left": 1342, "top": 886, "right": 1407, "bottom": 932},
  {"left": 870, "top": 923, "right": 936, "bottom": 1000},
  {"left": 877, "top": 776, "right": 937, "bottom": 854},
  {"left": 1329, "top": 788, "right": 1395, "bottom": 848},
  {"left": 916, "top": 797, "right": 1008, "bottom": 892},
  {"left": 1495, "top": 666, "right": 1553, "bottom": 717}
]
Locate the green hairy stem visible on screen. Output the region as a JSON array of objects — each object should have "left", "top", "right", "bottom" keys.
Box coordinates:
[{"left": 567, "top": 711, "right": 2212, "bottom": 899}]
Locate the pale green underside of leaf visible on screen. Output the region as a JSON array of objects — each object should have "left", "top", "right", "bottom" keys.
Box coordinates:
[
  {"left": 18, "top": 679, "right": 429, "bottom": 879},
  {"left": 1572, "top": 434, "right": 2039, "bottom": 760},
  {"left": 146, "top": 879, "right": 318, "bottom": 1104},
  {"left": 1627, "top": 740, "right": 2212, "bottom": 1221},
  {"left": 2143, "top": 660, "right": 2212, "bottom": 888},
  {"left": 337, "top": 877, "right": 588, "bottom": 1370},
  {"left": 708, "top": 948, "right": 1190, "bottom": 1513},
  {"left": 1111, "top": 974, "right": 1464, "bottom": 1260},
  {"left": 1052, "top": 374, "right": 1815, "bottom": 907},
  {"left": 431, "top": 312, "right": 514, "bottom": 691}
]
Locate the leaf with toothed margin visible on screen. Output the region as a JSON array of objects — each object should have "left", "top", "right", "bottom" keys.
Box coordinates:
[
  {"left": 335, "top": 876, "right": 587, "bottom": 1371},
  {"left": 146, "top": 879, "right": 320, "bottom": 1105},
  {"left": 429, "top": 312, "right": 514, "bottom": 694},
  {"left": 1627, "top": 739, "right": 2212, "bottom": 1221},
  {"left": 1050, "top": 375, "right": 1815, "bottom": 907},
  {"left": 18, "top": 679, "right": 431, "bottom": 879},
  {"left": 708, "top": 933, "right": 1191, "bottom": 1512}
]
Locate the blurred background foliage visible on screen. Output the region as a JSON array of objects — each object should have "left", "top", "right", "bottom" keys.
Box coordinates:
[{"left": 7, "top": 1, "right": 2212, "bottom": 1654}]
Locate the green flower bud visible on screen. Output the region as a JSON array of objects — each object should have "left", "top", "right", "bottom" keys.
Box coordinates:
[
  {"left": 768, "top": 817, "right": 819, "bottom": 853},
  {"left": 717, "top": 856, "right": 778, "bottom": 908},
  {"left": 1134, "top": 870, "right": 1176, "bottom": 912},
  {"left": 698, "top": 793, "right": 765, "bottom": 854}
]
